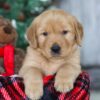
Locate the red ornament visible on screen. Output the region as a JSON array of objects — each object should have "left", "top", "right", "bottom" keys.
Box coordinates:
[
  {"left": 3, "top": 3, "right": 10, "bottom": 10},
  {"left": 18, "top": 12, "right": 25, "bottom": 21}
]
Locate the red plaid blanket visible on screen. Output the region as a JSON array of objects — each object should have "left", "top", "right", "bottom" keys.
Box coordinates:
[{"left": 0, "top": 72, "right": 90, "bottom": 100}]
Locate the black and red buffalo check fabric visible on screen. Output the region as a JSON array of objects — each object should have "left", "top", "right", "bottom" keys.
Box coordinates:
[{"left": 0, "top": 72, "right": 90, "bottom": 100}]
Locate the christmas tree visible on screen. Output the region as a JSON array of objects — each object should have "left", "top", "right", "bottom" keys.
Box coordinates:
[{"left": 0, "top": 0, "right": 56, "bottom": 49}]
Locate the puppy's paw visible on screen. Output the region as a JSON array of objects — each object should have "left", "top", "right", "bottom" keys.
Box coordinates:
[
  {"left": 25, "top": 82, "right": 43, "bottom": 100},
  {"left": 54, "top": 75, "right": 74, "bottom": 93}
]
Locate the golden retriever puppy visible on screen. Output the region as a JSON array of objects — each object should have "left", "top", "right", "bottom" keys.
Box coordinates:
[{"left": 19, "top": 9, "right": 83, "bottom": 100}]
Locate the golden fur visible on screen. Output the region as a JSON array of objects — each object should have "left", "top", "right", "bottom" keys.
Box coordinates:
[{"left": 19, "top": 9, "right": 83, "bottom": 100}]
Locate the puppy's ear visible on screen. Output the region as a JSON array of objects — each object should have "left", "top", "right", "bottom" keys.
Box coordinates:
[
  {"left": 26, "top": 23, "right": 37, "bottom": 48},
  {"left": 73, "top": 19, "right": 83, "bottom": 46}
]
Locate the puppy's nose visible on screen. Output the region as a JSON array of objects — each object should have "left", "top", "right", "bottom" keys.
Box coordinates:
[{"left": 51, "top": 44, "right": 61, "bottom": 54}]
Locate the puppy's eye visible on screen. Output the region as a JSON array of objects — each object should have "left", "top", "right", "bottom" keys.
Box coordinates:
[
  {"left": 62, "top": 30, "right": 69, "bottom": 35},
  {"left": 42, "top": 32, "right": 48, "bottom": 36}
]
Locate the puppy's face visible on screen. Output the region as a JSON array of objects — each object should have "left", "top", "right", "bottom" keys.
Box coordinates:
[{"left": 27, "top": 10, "right": 83, "bottom": 59}]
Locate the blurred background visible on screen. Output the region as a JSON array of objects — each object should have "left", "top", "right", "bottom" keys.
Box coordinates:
[{"left": 0, "top": 0, "right": 100, "bottom": 100}]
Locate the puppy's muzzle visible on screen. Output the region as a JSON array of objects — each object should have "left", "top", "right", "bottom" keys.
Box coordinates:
[{"left": 51, "top": 44, "right": 61, "bottom": 55}]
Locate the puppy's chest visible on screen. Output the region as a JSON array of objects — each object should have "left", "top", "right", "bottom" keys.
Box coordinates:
[
  {"left": 28, "top": 48, "right": 65, "bottom": 75},
  {"left": 39, "top": 60, "right": 64, "bottom": 75}
]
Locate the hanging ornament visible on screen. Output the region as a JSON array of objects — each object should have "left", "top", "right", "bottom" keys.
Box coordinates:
[
  {"left": 18, "top": 12, "right": 25, "bottom": 21},
  {"left": 3, "top": 3, "right": 10, "bottom": 10}
]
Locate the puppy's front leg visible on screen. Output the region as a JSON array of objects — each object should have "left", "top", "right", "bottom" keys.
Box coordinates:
[
  {"left": 20, "top": 67, "right": 43, "bottom": 100},
  {"left": 54, "top": 64, "right": 81, "bottom": 93}
]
